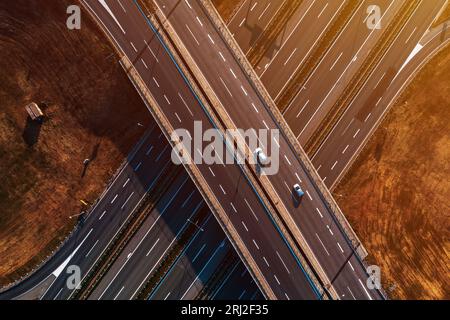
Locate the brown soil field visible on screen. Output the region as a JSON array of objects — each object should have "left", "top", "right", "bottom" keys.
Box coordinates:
[
  {"left": 334, "top": 45, "right": 450, "bottom": 300},
  {"left": 212, "top": 0, "right": 245, "bottom": 23},
  {"left": 0, "top": 0, "right": 151, "bottom": 287}
]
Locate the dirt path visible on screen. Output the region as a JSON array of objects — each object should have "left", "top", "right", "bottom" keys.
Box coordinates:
[
  {"left": 334, "top": 45, "right": 450, "bottom": 300},
  {"left": 0, "top": 0, "right": 151, "bottom": 287}
]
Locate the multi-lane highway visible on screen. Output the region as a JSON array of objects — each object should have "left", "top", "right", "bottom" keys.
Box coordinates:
[
  {"left": 312, "top": 0, "right": 448, "bottom": 188},
  {"left": 2, "top": 0, "right": 446, "bottom": 301},
  {"left": 258, "top": 0, "right": 347, "bottom": 98},
  {"left": 84, "top": 0, "right": 386, "bottom": 300},
  {"left": 88, "top": 174, "right": 204, "bottom": 300},
  {"left": 282, "top": 0, "right": 403, "bottom": 144},
  {"left": 150, "top": 0, "right": 384, "bottom": 299},
  {"left": 83, "top": 0, "right": 322, "bottom": 300},
  {"left": 228, "top": 0, "right": 447, "bottom": 189}
]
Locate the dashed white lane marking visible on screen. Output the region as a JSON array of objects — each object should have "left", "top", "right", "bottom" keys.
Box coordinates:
[
  {"left": 251, "top": 102, "right": 259, "bottom": 113},
  {"left": 219, "top": 77, "right": 233, "bottom": 97},
  {"left": 241, "top": 221, "right": 249, "bottom": 232},
  {"left": 327, "top": 225, "right": 334, "bottom": 236},
  {"left": 230, "top": 68, "right": 237, "bottom": 79},
  {"left": 123, "top": 178, "right": 130, "bottom": 188},
  {"left": 153, "top": 77, "right": 160, "bottom": 87},
  {"left": 306, "top": 190, "right": 313, "bottom": 201},
  {"left": 111, "top": 194, "right": 118, "bottom": 204},
  {"left": 263, "top": 257, "right": 270, "bottom": 267},
  {"left": 348, "top": 261, "right": 355, "bottom": 271},
  {"left": 117, "top": 0, "right": 126, "bottom": 12},
  {"left": 244, "top": 199, "right": 259, "bottom": 222},
  {"left": 121, "top": 192, "right": 134, "bottom": 210},
  {"left": 219, "top": 51, "right": 226, "bottom": 62},
  {"left": 364, "top": 113, "right": 372, "bottom": 123},
  {"left": 196, "top": 16, "right": 203, "bottom": 27},
  {"left": 262, "top": 120, "right": 270, "bottom": 130},
  {"left": 252, "top": 239, "right": 260, "bottom": 250},
  {"left": 342, "top": 145, "right": 350, "bottom": 154},
  {"left": 141, "top": 59, "right": 148, "bottom": 69},
  {"left": 316, "top": 233, "right": 330, "bottom": 256},
  {"left": 99, "top": 210, "right": 107, "bottom": 221},
  {"left": 208, "top": 167, "right": 216, "bottom": 177},
  {"left": 285, "top": 293, "right": 290, "bottom": 300},
  {"left": 186, "top": 24, "right": 200, "bottom": 45},
  {"left": 156, "top": 145, "right": 169, "bottom": 162},
  {"left": 353, "top": 128, "right": 361, "bottom": 138},
  {"left": 295, "top": 172, "right": 302, "bottom": 183},
  {"left": 184, "top": 0, "right": 192, "bottom": 9},
  {"left": 208, "top": 34, "right": 215, "bottom": 44},
  {"left": 284, "top": 155, "right": 292, "bottom": 166},
  {"left": 130, "top": 41, "right": 138, "bottom": 53},
  {"left": 274, "top": 274, "right": 281, "bottom": 285},
  {"left": 164, "top": 94, "right": 171, "bottom": 105},
  {"left": 284, "top": 181, "right": 291, "bottom": 193},
  {"left": 219, "top": 184, "right": 227, "bottom": 195},
  {"left": 258, "top": 3, "right": 271, "bottom": 20},
  {"left": 144, "top": 40, "right": 159, "bottom": 63},
  {"left": 181, "top": 191, "right": 195, "bottom": 208},
  {"left": 347, "top": 286, "right": 356, "bottom": 300},
  {"left": 178, "top": 92, "right": 194, "bottom": 116},
  {"left": 174, "top": 112, "right": 182, "bottom": 123},
  {"left": 134, "top": 162, "right": 142, "bottom": 172},
  {"left": 276, "top": 251, "right": 290, "bottom": 274},
  {"left": 374, "top": 71, "right": 386, "bottom": 89},
  {"left": 331, "top": 160, "right": 338, "bottom": 170},
  {"left": 316, "top": 208, "right": 323, "bottom": 218},
  {"left": 230, "top": 202, "right": 238, "bottom": 213},
  {"left": 241, "top": 85, "right": 248, "bottom": 96},
  {"left": 337, "top": 242, "right": 344, "bottom": 254}
]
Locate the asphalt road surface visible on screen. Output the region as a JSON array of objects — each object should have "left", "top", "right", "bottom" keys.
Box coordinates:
[
  {"left": 283, "top": 0, "right": 403, "bottom": 144},
  {"left": 83, "top": 0, "right": 321, "bottom": 300},
  {"left": 312, "top": 0, "right": 448, "bottom": 188},
  {"left": 150, "top": 0, "right": 384, "bottom": 299}
]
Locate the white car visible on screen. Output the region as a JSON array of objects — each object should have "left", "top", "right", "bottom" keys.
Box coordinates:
[
  {"left": 293, "top": 184, "right": 305, "bottom": 199},
  {"left": 254, "top": 148, "right": 270, "bottom": 167}
]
